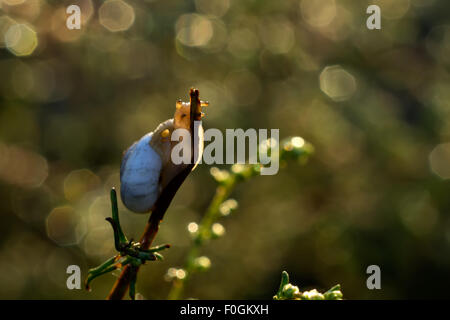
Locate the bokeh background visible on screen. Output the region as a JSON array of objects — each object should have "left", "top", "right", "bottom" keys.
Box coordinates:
[{"left": 1, "top": 0, "right": 450, "bottom": 299}]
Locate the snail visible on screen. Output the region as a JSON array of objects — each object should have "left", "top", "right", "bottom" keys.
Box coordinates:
[{"left": 120, "top": 95, "right": 208, "bottom": 213}]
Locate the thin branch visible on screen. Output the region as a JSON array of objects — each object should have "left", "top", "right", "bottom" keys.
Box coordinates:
[
  {"left": 167, "top": 177, "right": 237, "bottom": 300},
  {"left": 106, "top": 89, "right": 201, "bottom": 300},
  {"left": 167, "top": 139, "right": 314, "bottom": 299}
]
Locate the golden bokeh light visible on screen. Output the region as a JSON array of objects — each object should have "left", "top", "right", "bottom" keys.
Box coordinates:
[
  {"left": 259, "top": 18, "right": 295, "bottom": 54},
  {"left": 429, "top": 143, "right": 450, "bottom": 179},
  {"left": 83, "top": 226, "right": 114, "bottom": 258},
  {"left": 201, "top": 18, "right": 227, "bottom": 52},
  {"left": 187, "top": 222, "right": 199, "bottom": 233},
  {"left": 0, "top": 143, "right": 48, "bottom": 188},
  {"left": 176, "top": 14, "right": 213, "bottom": 47},
  {"left": 99, "top": 0, "right": 135, "bottom": 32},
  {"left": 88, "top": 195, "right": 111, "bottom": 228},
  {"left": 300, "top": 0, "right": 336, "bottom": 28},
  {"left": 1, "top": 0, "right": 42, "bottom": 21},
  {"left": 212, "top": 223, "right": 225, "bottom": 237},
  {"left": 4, "top": 23, "right": 38, "bottom": 56},
  {"left": 46, "top": 206, "right": 86, "bottom": 246},
  {"left": 176, "top": 269, "right": 186, "bottom": 279},
  {"left": 63, "top": 169, "right": 101, "bottom": 202},
  {"left": 2, "top": 0, "right": 26, "bottom": 5},
  {"left": 319, "top": 65, "right": 357, "bottom": 102},
  {"left": 219, "top": 199, "right": 238, "bottom": 216},
  {"left": 318, "top": 5, "right": 354, "bottom": 42},
  {"left": 194, "top": 256, "right": 211, "bottom": 269}
]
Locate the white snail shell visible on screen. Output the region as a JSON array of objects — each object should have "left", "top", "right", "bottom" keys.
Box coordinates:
[
  {"left": 120, "top": 131, "right": 163, "bottom": 213},
  {"left": 120, "top": 101, "right": 204, "bottom": 213}
]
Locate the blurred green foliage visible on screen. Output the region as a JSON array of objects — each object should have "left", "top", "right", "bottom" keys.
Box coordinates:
[
  {"left": 1, "top": 0, "right": 450, "bottom": 299},
  {"left": 167, "top": 137, "right": 313, "bottom": 300},
  {"left": 273, "top": 271, "right": 343, "bottom": 300}
]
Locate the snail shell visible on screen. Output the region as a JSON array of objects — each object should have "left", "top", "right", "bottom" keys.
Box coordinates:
[
  {"left": 120, "top": 133, "right": 162, "bottom": 213},
  {"left": 120, "top": 101, "right": 204, "bottom": 213}
]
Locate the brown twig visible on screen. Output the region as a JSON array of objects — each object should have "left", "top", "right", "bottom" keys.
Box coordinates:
[{"left": 106, "top": 89, "right": 201, "bottom": 300}]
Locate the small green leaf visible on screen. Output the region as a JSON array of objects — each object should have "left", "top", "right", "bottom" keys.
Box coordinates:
[
  {"left": 85, "top": 256, "right": 118, "bottom": 291},
  {"left": 273, "top": 271, "right": 343, "bottom": 300}
]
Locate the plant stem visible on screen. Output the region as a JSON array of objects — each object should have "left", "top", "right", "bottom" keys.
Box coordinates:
[
  {"left": 167, "top": 176, "right": 237, "bottom": 300},
  {"left": 106, "top": 209, "right": 162, "bottom": 300},
  {"left": 166, "top": 138, "right": 314, "bottom": 299},
  {"left": 106, "top": 89, "right": 201, "bottom": 300}
]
